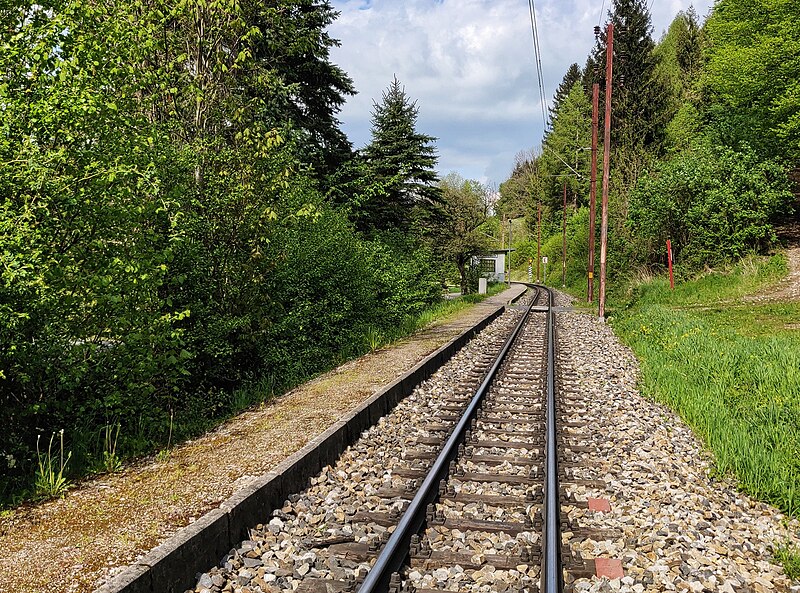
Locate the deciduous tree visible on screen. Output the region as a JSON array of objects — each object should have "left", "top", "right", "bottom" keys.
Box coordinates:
[{"left": 435, "top": 174, "right": 492, "bottom": 294}]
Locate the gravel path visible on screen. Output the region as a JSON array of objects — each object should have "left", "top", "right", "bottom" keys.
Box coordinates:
[
  {"left": 744, "top": 246, "right": 800, "bottom": 303},
  {"left": 558, "top": 310, "right": 800, "bottom": 593}
]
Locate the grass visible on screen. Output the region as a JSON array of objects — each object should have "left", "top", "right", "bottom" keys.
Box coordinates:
[
  {"left": 355, "top": 281, "right": 509, "bottom": 353},
  {"left": 610, "top": 254, "right": 800, "bottom": 512},
  {"left": 608, "top": 253, "right": 799, "bottom": 575},
  {"left": 34, "top": 430, "right": 72, "bottom": 500},
  {"left": 775, "top": 542, "right": 800, "bottom": 580}
]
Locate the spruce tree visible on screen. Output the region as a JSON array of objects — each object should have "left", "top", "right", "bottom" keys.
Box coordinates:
[
  {"left": 361, "top": 77, "right": 441, "bottom": 232},
  {"left": 549, "top": 64, "right": 582, "bottom": 121},
  {"left": 540, "top": 82, "right": 593, "bottom": 209},
  {"left": 592, "top": 0, "right": 669, "bottom": 153},
  {"left": 253, "top": 0, "right": 356, "bottom": 177}
]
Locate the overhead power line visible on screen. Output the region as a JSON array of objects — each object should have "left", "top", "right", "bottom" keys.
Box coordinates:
[
  {"left": 527, "top": 0, "right": 549, "bottom": 132},
  {"left": 598, "top": 0, "right": 606, "bottom": 25}
]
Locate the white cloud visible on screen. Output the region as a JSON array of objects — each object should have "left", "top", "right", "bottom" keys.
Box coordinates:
[{"left": 329, "top": 0, "right": 714, "bottom": 184}]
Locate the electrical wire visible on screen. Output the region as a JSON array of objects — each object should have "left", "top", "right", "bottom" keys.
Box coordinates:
[
  {"left": 648, "top": 0, "right": 656, "bottom": 12},
  {"left": 527, "top": 0, "right": 549, "bottom": 132},
  {"left": 598, "top": 0, "right": 606, "bottom": 25}
]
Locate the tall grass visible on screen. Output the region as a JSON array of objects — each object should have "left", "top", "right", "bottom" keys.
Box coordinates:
[
  {"left": 613, "top": 254, "right": 800, "bottom": 516},
  {"left": 624, "top": 254, "right": 787, "bottom": 308}
]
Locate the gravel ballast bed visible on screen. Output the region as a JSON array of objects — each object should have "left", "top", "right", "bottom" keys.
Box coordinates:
[
  {"left": 558, "top": 310, "right": 799, "bottom": 593},
  {"left": 183, "top": 303, "right": 530, "bottom": 593}
]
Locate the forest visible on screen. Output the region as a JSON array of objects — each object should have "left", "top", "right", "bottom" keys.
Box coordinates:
[
  {"left": 498, "top": 0, "right": 798, "bottom": 291},
  {"left": 1, "top": 0, "right": 798, "bottom": 505}
]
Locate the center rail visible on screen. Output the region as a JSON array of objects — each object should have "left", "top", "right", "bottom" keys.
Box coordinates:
[{"left": 358, "top": 284, "right": 562, "bottom": 593}]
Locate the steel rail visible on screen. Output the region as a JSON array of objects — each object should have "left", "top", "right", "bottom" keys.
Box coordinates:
[
  {"left": 357, "top": 287, "right": 541, "bottom": 593},
  {"left": 541, "top": 286, "right": 563, "bottom": 592}
]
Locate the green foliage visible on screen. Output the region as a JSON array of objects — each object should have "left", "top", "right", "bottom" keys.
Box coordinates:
[
  {"left": 539, "top": 207, "right": 592, "bottom": 292},
  {"left": 435, "top": 173, "right": 492, "bottom": 293},
  {"left": 624, "top": 254, "right": 787, "bottom": 307},
  {"left": 254, "top": 0, "right": 357, "bottom": 176},
  {"left": 548, "top": 64, "right": 583, "bottom": 125},
  {"left": 102, "top": 424, "right": 122, "bottom": 474},
  {"left": 703, "top": 0, "right": 800, "bottom": 162},
  {"left": 593, "top": 0, "right": 670, "bottom": 154},
  {"left": 613, "top": 257, "right": 800, "bottom": 515},
  {"left": 0, "top": 0, "right": 445, "bottom": 507},
  {"left": 35, "top": 431, "right": 71, "bottom": 500},
  {"left": 628, "top": 143, "right": 793, "bottom": 267},
  {"left": 498, "top": 152, "right": 540, "bottom": 221},
  {"left": 360, "top": 77, "right": 441, "bottom": 232},
  {"left": 774, "top": 542, "right": 800, "bottom": 580},
  {"left": 539, "top": 83, "right": 592, "bottom": 209}
]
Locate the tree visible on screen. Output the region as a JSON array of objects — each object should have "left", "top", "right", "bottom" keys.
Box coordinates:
[
  {"left": 498, "top": 151, "right": 538, "bottom": 220},
  {"left": 654, "top": 9, "right": 704, "bottom": 153},
  {"left": 360, "top": 77, "right": 441, "bottom": 233},
  {"left": 703, "top": 0, "right": 800, "bottom": 164},
  {"left": 628, "top": 143, "right": 793, "bottom": 266},
  {"left": 539, "top": 82, "right": 592, "bottom": 210},
  {"left": 548, "top": 64, "right": 582, "bottom": 127},
  {"left": 593, "top": 0, "right": 670, "bottom": 154},
  {"left": 435, "top": 174, "right": 492, "bottom": 293},
  {"left": 253, "top": 0, "right": 356, "bottom": 176}
]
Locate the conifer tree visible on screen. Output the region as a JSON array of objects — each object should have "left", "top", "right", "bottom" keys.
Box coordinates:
[
  {"left": 549, "top": 64, "right": 582, "bottom": 122},
  {"left": 254, "top": 0, "right": 356, "bottom": 176},
  {"left": 592, "top": 0, "right": 669, "bottom": 153},
  {"left": 361, "top": 77, "right": 441, "bottom": 232},
  {"left": 540, "top": 82, "right": 593, "bottom": 209}
]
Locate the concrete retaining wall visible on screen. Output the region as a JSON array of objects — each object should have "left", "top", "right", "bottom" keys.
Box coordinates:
[{"left": 96, "top": 303, "right": 510, "bottom": 593}]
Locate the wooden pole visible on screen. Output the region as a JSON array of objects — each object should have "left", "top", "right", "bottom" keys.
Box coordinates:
[
  {"left": 588, "top": 82, "right": 599, "bottom": 302},
  {"left": 598, "top": 23, "right": 614, "bottom": 320},
  {"left": 537, "top": 203, "right": 541, "bottom": 282},
  {"left": 562, "top": 181, "right": 567, "bottom": 287}
]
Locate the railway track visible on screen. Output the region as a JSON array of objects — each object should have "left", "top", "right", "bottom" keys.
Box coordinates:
[{"left": 187, "top": 286, "right": 619, "bottom": 593}]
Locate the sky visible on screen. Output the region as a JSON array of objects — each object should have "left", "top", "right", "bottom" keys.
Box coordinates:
[{"left": 328, "top": 0, "right": 715, "bottom": 186}]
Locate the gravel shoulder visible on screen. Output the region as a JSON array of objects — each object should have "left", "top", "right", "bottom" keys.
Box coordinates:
[
  {"left": 0, "top": 286, "right": 525, "bottom": 593},
  {"left": 559, "top": 310, "right": 800, "bottom": 592}
]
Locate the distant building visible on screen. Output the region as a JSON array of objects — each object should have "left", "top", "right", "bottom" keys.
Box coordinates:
[{"left": 472, "top": 249, "right": 511, "bottom": 283}]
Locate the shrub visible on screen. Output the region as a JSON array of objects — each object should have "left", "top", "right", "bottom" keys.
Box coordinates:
[{"left": 628, "top": 143, "right": 793, "bottom": 268}]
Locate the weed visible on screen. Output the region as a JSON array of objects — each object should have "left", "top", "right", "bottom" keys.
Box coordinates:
[
  {"left": 35, "top": 430, "right": 71, "bottom": 499},
  {"left": 364, "top": 325, "right": 384, "bottom": 352},
  {"left": 775, "top": 542, "right": 800, "bottom": 580},
  {"left": 155, "top": 410, "right": 175, "bottom": 463},
  {"left": 102, "top": 423, "right": 122, "bottom": 474}
]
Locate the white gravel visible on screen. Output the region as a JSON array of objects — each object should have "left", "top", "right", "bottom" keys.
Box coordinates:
[{"left": 557, "top": 310, "right": 800, "bottom": 593}]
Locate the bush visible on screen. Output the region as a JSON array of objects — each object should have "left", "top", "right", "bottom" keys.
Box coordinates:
[{"left": 628, "top": 143, "right": 793, "bottom": 268}]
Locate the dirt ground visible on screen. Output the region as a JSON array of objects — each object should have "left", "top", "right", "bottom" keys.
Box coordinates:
[
  {"left": 745, "top": 221, "right": 800, "bottom": 303},
  {"left": 0, "top": 287, "right": 524, "bottom": 593}
]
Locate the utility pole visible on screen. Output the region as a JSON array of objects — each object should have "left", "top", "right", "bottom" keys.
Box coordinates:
[
  {"left": 598, "top": 23, "right": 614, "bottom": 320},
  {"left": 562, "top": 181, "right": 567, "bottom": 287},
  {"left": 588, "top": 82, "right": 599, "bottom": 303},
  {"left": 501, "top": 212, "right": 506, "bottom": 257},
  {"left": 508, "top": 217, "right": 513, "bottom": 284},
  {"left": 537, "top": 203, "right": 542, "bottom": 282}
]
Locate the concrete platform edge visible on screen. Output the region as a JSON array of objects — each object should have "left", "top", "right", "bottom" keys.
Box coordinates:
[{"left": 94, "top": 300, "right": 512, "bottom": 593}]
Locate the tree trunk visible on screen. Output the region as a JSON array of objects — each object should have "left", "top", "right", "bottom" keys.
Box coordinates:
[{"left": 458, "top": 260, "right": 468, "bottom": 295}]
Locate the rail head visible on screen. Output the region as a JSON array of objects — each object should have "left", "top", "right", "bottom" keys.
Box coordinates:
[
  {"left": 541, "top": 286, "right": 563, "bottom": 593},
  {"left": 358, "top": 285, "right": 558, "bottom": 593}
]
